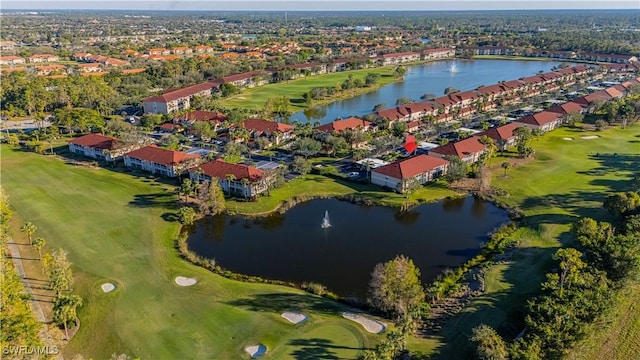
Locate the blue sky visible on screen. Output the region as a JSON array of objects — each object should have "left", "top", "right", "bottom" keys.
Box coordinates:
[{"left": 3, "top": 1, "right": 639, "bottom": 11}]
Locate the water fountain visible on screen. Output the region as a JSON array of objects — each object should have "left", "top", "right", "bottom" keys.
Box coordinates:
[
  {"left": 448, "top": 62, "right": 459, "bottom": 73},
  {"left": 321, "top": 210, "right": 331, "bottom": 228}
]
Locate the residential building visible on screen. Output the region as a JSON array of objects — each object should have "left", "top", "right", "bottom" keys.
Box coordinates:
[
  {"left": 0, "top": 56, "right": 26, "bottom": 65},
  {"left": 377, "top": 51, "right": 421, "bottom": 66},
  {"left": 123, "top": 145, "right": 201, "bottom": 177},
  {"left": 371, "top": 154, "right": 449, "bottom": 193},
  {"left": 220, "top": 70, "right": 272, "bottom": 88},
  {"left": 429, "top": 136, "right": 487, "bottom": 163},
  {"left": 479, "top": 122, "right": 527, "bottom": 151},
  {"left": 68, "top": 133, "right": 139, "bottom": 162},
  {"left": 241, "top": 119, "right": 295, "bottom": 145},
  {"left": 28, "top": 54, "right": 60, "bottom": 63},
  {"left": 515, "top": 110, "right": 565, "bottom": 132},
  {"left": 189, "top": 159, "right": 274, "bottom": 199},
  {"left": 421, "top": 48, "right": 455, "bottom": 60},
  {"left": 142, "top": 80, "right": 221, "bottom": 114},
  {"left": 314, "top": 117, "right": 372, "bottom": 135}
]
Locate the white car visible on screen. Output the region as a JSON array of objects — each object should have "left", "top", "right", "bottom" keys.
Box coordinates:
[{"left": 347, "top": 172, "right": 360, "bottom": 178}]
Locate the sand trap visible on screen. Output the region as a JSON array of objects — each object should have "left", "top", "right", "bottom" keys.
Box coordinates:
[
  {"left": 175, "top": 276, "right": 197, "bottom": 287},
  {"left": 101, "top": 283, "right": 115, "bottom": 293},
  {"left": 281, "top": 312, "right": 308, "bottom": 324},
  {"left": 563, "top": 137, "right": 574, "bottom": 141},
  {"left": 342, "top": 312, "right": 386, "bottom": 334},
  {"left": 581, "top": 135, "right": 599, "bottom": 139},
  {"left": 244, "top": 344, "right": 267, "bottom": 358}
]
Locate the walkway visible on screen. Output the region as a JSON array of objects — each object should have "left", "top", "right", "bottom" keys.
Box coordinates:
[{"left": 6, "top": 239, "right": 47, "bottom": 322}]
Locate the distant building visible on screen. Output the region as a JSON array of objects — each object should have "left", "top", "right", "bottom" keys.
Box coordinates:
[
  {"left": 142, "top": 81, "right": 221, "bottom": 114},
  {"left": 28, "top": 54, "right": 59, "bottom": 63},
  {"left": 68, "top": 133, "right": 142, "bottom": 162},
  {"left": 0, "top": 56, "right": 26, "bottom": 65}
]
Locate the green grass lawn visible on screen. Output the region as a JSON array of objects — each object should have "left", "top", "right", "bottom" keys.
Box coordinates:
[
  {"left": 228, "top": 173, "right": 459, "bottom": 216},
  {"left": 0, "top": 146, "right": 383, "bottom": 359},
  {"left": 427, "top": 125, "right": 640, "bottom": 359},
  {"left": 218, "top": 67, "right": 398, "bottom": 112}
]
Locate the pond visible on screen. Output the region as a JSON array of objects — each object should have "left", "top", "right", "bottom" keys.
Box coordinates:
[
  {"left": 187, "top": 197, "right": 510, "bottom": 299},
  {"left": 290, "top": 59, "right": 566, "bottom": 124}
]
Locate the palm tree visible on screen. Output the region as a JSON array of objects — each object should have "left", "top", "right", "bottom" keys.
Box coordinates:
[
  {"left": 501, "top": 162, "right": 512, "bottom": 177},
  {"left": 20, "top": 222, "right": 37, "bottom": 245},
  {"left": 53, "top": 294, "right": 83, "bottom": 340},
  {"left": 33, "top": 237, "right": 46, "bottom": 259}
]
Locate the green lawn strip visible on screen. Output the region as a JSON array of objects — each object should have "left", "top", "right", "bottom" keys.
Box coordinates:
[
  {"left": 228, "top": 174, "right": 460, "bottom": 216},
  {"left": 421, "top": 125, "right": 640, "bottom": 358},
  {"left": 218, "top": 67, "right": 398, "bottom": 112},
  {"left": 0, "top": 146, "right": 380, "bottom": 359}
]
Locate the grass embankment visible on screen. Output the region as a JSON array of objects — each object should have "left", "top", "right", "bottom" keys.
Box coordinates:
[
  {"left": 228, "top": 173, "right": 459, "bottom": 216},
  {"left": 410, "top": 125, "right": 640, "bottom": 358},
  {"left": 218, "top": 67, "right": 398, "bottom": 112},
  {"left": 0, "top": 146, "right": 383, "bottom": 359}
]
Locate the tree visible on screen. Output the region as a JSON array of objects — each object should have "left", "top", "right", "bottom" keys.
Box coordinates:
[
  {"left": 420, "top": 93, "right": 436, "bottom": 101},
  {"left": 470, "top": 324, "right": 509, "bottom": 360},
  {"left": 177, "top": 206, "right": 197, "bottom": 226},
  {"left": 33, "top": 237, "right": 46, "bottom": 259},
  {"left": 553, "top": 248, "right": 586, "bottom": 297},
  {"left": 179, "top": 178, "right": 195, "bottom": 202},
  {"left": 196, "top": 180, "right": 226, "bottom": 216},
  {"left": 255, "top": 136, "right": 271, "bottom": 150},
  {"left": 514, "top": 126, "right": 534, "bottom": 158},
  {"left": 603, "top": 192, "right": 640, "bottom": 217},
  {"left": 391, "top": 121, "right": 407, "bottom": 137},
  {"left": 53, "top": 294, "right": 83, "bottom": 340},
  {"left": 291, "top": 156, "right": 312, "bottom": 175},
  {"left": 594, "top": 119, "right": 608, "bottom": 131},
  {"left": 49, "top": 249, "right": 73, "bottom": 296},
  {"left": 444, "top": 156, "right": 467, "bottom": 182},
  {"left": 393, "top": 66, "right": 407, "bottom": 78},
  {"left": 501, "top": 161, "right": 512, "bottom": 177},
  {"left": 564, "top": 111, "right": 584, "bottom": 128},
  {"left": 372, "top": 103, "right": 387, "bottom": 112},
  {"left": 20, "top": 221, "right": 37, "bottom": 245},
  {"left": 368, "top": 255, "right": 425, "bottom": 319},
  {"left": 396, "top": 97, "right": 413, "bottom": 106},
  {"left": 444, "top": 87, "right": 460, "bottom": 95},
  {"left": 293, "top": 137, "right": 322, "bottom": 158}
]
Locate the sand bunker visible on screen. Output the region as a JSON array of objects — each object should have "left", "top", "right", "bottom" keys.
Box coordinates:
[
  {"left": 281, "top": 312, "right": 308, "bottom": 324},
  {"left": 563, "top": 137, "right": 574, "bottom": 141},
  {"left": 174, "top": 276, "right": 197, "bottom": 287},
  {"left": 342, "top": 312, "right": 386, "bottom": 334},
  {"left": 581, "top": 135, "right": 599, "bottom": 139},
  {"left": 101, "top": 283, "right": 115, "bottom": 293},
  {"left": 244, "top": 344, "right": 267, "bottom": 358}
]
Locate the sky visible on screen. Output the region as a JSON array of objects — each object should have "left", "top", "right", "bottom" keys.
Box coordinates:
[{"left": 2, "top": 0, "right": 639, "bottom": 11}]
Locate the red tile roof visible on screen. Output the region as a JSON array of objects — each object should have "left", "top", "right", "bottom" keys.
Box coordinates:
[
  {"left": 221, "top": 70, "right": 269, "bottom": 83},
  {"left": 373, "top": 154, "right": 448, "bottom": 180},
  {"left": 546, "top": 101, "right": 585, "bottom": 115},
  {"left": 430, "top": 136, "right": 486, "bottom": 159},
  {"left": 480, "top": 122, "right": 526, "bottom": 142},
  {"left": 143, "top": 81, "right": 221, "bottom": 104},
  {"left": 314, "top": 117, "right": 371, "bottom": 133},
  {"left": 515, "top": 111, "right": 563, "bottom": 126},
  {"left": 174, "top": 110, "right": 227, "bottom": 123},
  {"left": 124, "top": 145, "right": 199, "bottom": 165},
  {"left": 241, "top": 119, "right": 293, "bottom": 133},
  {"left": 68, "top": 133, "right": 118, "bottom": 150},
  {"left": 191, "top": 159, "right": 264, "bottom": 182}
]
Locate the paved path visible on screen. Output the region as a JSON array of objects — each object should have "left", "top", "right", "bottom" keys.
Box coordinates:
[{"left": 6, "top": 239, "right": 47, "bottom": 322}]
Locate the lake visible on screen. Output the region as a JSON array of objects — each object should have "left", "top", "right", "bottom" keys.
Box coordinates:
[
  {"left": 290, "top": 59, "right": 566, "bottom": 124},
  {"left": 187, "top": 197, "right": 510, "bottom": 299}
]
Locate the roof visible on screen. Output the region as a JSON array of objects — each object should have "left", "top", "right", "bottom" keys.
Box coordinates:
[
  {"left": 190, "top": 159, "right": 264, "bottom": 182},
  {"left": 68, "top": 133, "right": 118, "bottom": 150},
  {"left": 221, "top": 70, "right": 268, "bottom": 83},
  {"left": 480, "top": 122, "right": 526, "bottom": 141},
  {"left": 515, "top": 111, "right": 563, "bottom": 126},
  {"left": 314, "top": 117, "right": 371, "bottom": 133},
  {"left": 143, "top": 81, "right": 219, "bottom": 104},
  {"left": 546, "top": 101, "right": 585, "bottom": 115},
  {"left": 124, "top": 145, "right": 199, "bottom": 165},
  {"left": 373, "top": 154, "right": 449, "bottom": 180},
  {"left": 175, "top": 110, "right": 227, "bottom": 123},
  {"left": 241, "top": 119, "right": 293, "bottom": 133},
  {"left": 430, "top": 136, "right": 486, "bottom": 159}
]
